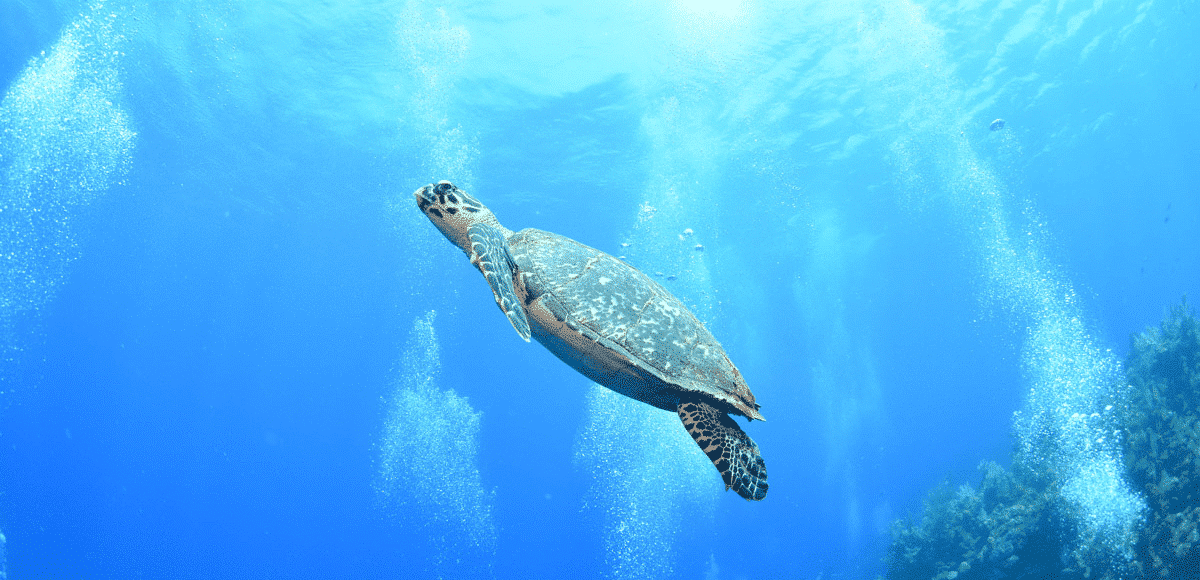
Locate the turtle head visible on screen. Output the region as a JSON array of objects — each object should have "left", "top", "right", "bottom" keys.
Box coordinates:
[{"left": 414, "top": 181, "right": 505, "bottom": 252}]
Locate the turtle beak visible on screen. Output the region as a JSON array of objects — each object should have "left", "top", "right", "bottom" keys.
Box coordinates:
[{"left": 414, "top": 184, "right": 436, "bottom": 211}]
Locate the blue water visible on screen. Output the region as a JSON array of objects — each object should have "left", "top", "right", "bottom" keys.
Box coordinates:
[{"left": 1, "top": 1, "right": 1197, "bottom": 578}]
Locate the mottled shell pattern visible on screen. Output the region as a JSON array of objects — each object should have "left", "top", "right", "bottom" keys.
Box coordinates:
[{"left": 509, "top": 229, "right": 763, "bottom": 421}]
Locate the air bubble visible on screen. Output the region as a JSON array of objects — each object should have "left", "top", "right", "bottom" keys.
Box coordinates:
[
  {"left": 375, "top": 311, "right": 496, "bottom": 574},
  {"left": 575, "top": 385, "right": 717, "bottom": 580},
  {"left": 1, "top": 0, "right": 134, "bottom": 359}
]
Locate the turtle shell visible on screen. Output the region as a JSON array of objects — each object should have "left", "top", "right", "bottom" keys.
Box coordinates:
[{"left": 508, "top": 228, "right": 762, "bottom": 421}]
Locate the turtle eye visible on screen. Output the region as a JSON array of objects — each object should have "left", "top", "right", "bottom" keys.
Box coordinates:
[{"left": 435, "top": 182, "right": 454, "bottom": 194}]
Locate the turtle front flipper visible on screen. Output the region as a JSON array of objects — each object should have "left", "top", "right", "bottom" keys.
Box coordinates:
[
  {"left": 467, "top": 223, "right": 531, "bottom": 342},
  {"left": 678, "top": 399, "right": 768, "bottom": 501}
]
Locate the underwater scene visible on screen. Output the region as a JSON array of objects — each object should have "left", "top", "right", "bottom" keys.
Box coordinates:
[{"left": 1, "top": 0, "right": 1198, "bottom": 578}]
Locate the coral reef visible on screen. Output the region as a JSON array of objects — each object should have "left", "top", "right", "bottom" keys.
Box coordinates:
[
  {"left": 1122, "top": 301, "right": 1200, "bottom": 578},
  {"left": 887, "top": 460, "right": 1065, "bottom": 580},
  {"left": 887, "top": 301, "right": 1200, "bottom": 579}
]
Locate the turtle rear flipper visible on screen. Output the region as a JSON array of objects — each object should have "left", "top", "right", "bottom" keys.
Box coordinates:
[
  {"left": 467, "top": 223, "right": 531, "bottom": 341},
  {"left": 677, "top": 399, "right": 768, "bottom": 501}
]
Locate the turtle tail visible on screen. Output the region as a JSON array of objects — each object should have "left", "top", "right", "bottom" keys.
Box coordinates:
[{"left": 677, "top": 399, "right": 768, "bottom": 501}]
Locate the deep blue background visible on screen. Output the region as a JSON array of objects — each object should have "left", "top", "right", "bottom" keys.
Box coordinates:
[{"left": 1, "top": 0, "right": 1197, "bottom": 578}]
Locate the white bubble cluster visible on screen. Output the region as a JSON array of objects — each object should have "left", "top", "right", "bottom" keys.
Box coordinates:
[
  {"left": 375, "top": 311, "right": 496, "bottom": 573},
  {"left": 0, "top": 1, "right": 134, "bottom": 359},
  {"left": 575, "top": 385, "right": 717, "bottom": 580},
  {"left": 387, "top": 1, "right": 477, "bottom": 294},
  {"left": 395, "top": 1, "right": 475, "bottom": 188},
  {"left": 862, "top": 0, "right": 1147, "bottom": 561},
  {"left": 941, "top": 136, "right": 1148, "bottom": 559},
  {"left": 1013, "top": 304, "right": 1145, "bottom": 558},
  {"left": 944, "top": 127, "right": 1146, "bottom": 563}
]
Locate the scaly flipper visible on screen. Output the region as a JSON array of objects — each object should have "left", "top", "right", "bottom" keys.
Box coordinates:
[
  {"left": 678, "top": 399, "right": 768, "bottom": 501},
  {"left": 467, "top": 223, "right": 531, "bottom": 342}
]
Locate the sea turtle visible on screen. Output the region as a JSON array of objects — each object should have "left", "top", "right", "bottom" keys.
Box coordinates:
[{"left": 414, "top": 180, "right": 768, "bottom": 500}]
